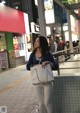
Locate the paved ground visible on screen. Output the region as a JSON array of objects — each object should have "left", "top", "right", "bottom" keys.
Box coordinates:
[
  {"left": 0, "top": 65, "right": 38, "bottom": 113},
  {"left": 0, "top": 54, "right": 80, "bottom": 113}
]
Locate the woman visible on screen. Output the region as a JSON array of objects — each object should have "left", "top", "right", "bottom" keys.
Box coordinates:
[{"left": 27, "top": 36, "right": 58, "bottom": 113}]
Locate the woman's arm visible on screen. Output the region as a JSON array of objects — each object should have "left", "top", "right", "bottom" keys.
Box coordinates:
[
  {"left": 48, "top": 53, "right": 59, "bottom": 70},
  {"left": 42, "top": 52, "right": 58, "bottom": 70}
]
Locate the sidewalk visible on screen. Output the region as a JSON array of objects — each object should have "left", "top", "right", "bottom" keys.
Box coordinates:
[
  {"left": 0, "top": 55, "right": 80, "bottom": 113},
  {"left": 0, "top": 65, "right": 38, "bottom": 113}
]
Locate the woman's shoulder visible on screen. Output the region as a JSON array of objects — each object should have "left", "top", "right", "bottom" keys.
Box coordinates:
[
  {"left": 46, "top": 51, "right": 52, "bottom": 56},
  {"left": 29, "top": 52, "right": 35, "bottom": 58},
  {"left": 44, "top": 51, "right": 53, "bottom": 58}
]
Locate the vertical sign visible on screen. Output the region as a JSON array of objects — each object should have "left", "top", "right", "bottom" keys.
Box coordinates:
[{"left": 44, "top": 0, "right": 55, "bottom": 24}]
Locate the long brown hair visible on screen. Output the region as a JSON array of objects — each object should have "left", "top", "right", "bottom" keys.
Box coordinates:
[{"left": 33, "top": 36, "right": 49, "bottom": 56}]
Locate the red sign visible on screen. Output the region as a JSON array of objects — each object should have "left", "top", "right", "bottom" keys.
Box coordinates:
[{"left": 0, "top": 4, "right": 25, "bottom": 34}]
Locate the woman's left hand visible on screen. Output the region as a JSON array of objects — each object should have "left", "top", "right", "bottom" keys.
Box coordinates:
[{"left": 42, "top": 61, "right": 49, "bottom": 68}]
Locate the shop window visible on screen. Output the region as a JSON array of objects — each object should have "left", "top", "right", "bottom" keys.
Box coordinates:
[
  {"left": 19, "top": 43, "right": 24, "bottom": 50},
  {"left": 27, "top": 43, "right": 32, "bottom": 52},
  {"left": 26, "top": 35, "right": 32, "bottom": 52}
]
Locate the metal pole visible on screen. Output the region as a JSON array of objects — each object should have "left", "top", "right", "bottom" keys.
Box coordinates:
[
  {"left": 78, "top": 20, "right": 80, "bottom": 42},
  {"left": 37, "top": 0, "right": 46, "bottom": 37}
]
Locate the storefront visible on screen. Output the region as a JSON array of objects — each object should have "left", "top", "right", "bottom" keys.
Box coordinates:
[
  {"left": 13, "top": 34, "right": 27, "bottom": 66},
  {"left": 0, "top": 4, "right": 30, "bottom": 70}
]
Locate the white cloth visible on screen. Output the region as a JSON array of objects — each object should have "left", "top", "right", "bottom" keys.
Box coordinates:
[{"left": 35, "top": 82, "right": 53, "bottom": 113}]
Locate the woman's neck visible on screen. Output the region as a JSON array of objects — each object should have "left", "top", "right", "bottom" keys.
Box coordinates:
[
  {"left": 36, "top": 48, "right": 41, "bottom": 53},
  {"left": 35, "top": 48, "right": 42, "bottom": 59}
]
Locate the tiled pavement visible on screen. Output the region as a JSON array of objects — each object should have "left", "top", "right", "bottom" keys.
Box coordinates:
[
  {"left": 0, "top": 65, "right": 38, "bottom": 113},
  {"left": 0, "top": 54, "right": 80, "bottom": 113}
]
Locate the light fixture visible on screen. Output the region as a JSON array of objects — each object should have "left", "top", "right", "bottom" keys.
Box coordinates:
[
  {"left": 1, "top": 0, "right": 6, "bottom": 4},
  {"left": 15, "top": 6, "right": 18, "bottom": 9},
  {"left": 35, "top": 0, "right": 38, "bottom": 6}
]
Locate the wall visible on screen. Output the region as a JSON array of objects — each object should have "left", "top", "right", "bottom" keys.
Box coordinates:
[{"left": 6, "top": 33, "right": 16, "bottom": 68}]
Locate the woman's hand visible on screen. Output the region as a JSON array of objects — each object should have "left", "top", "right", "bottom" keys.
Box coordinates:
[{"left": 42, "top": 61, "right": 50, "bottom": 68}]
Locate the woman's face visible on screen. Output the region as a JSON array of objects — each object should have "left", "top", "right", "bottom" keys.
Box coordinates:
[{"left": 34, "top": 38, "right": 40, "bottom": 49}]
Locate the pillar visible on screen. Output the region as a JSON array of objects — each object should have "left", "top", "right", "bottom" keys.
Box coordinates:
[
  {"left": 38, "top": 0, "right": 46, "bottom": 37},
  {"left": 66, "top": 10, "right": 74, "bottom": 59},
  {"left": 78, "top": 20, "right": 80, "bottom": 41}
]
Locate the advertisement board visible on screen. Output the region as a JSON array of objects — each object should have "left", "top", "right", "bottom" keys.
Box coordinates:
[
  {"left": 0, "top": 4, "right": 25, "bottom": 33},
  {"left": 44, "top": 0, "right": 55, "bottom": 24}
]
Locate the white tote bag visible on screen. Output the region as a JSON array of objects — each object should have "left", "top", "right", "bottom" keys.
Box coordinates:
[{"left": 31, "top": 64, "right": 54, "bottom": 84}]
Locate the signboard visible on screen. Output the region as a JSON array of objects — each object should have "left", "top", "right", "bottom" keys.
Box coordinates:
[
  {"left": 44, "top": 0, "right": 55, "bottom": 24},
  {"left": 0, "top": 4, "right": 25, "bottom": 33},
  {"left": 0, "top": 52, "right": 8, "bottom": 70},
  {"left": 31, "top": 22, "right": 40, "bottom": 34}
]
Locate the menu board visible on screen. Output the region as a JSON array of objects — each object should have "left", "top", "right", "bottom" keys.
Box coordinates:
[{"left": 0, "top": 51, "right": 8, "bottom": 70}]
